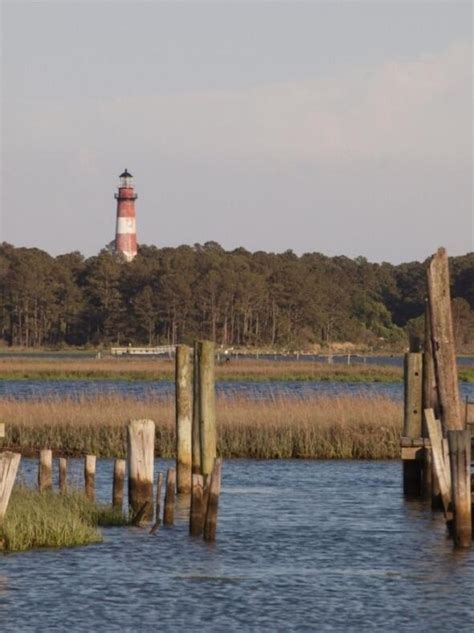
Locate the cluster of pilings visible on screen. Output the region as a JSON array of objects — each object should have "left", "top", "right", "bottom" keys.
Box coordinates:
[
  {"left": 401, "top": 248, "right": 473, "bottom": 548},
  {"left": 0, "top": 340, "right": 222, "bottom": 542}
]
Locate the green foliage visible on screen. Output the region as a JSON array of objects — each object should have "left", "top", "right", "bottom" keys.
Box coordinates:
[
  {"left": 0, "top": 488, "right": 129, "bottom": 553},
  {"left": 0, "top": 242, "right": 472, "bottom": 350}
]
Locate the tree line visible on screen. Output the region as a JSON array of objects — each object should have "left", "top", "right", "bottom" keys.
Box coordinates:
[{"left": 0, "top": 241, "right": 472, "bottom": 351}]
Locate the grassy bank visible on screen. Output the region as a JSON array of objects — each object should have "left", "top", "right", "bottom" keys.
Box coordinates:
[
  {"left": 0, "top": 357, "right": 405, "bottom": 382},
  {"left": 1, "top": 393, "right": 402, "bottom": 459},
  {"left": 0, "top": 488, "right": 128, "bottom": 553}
]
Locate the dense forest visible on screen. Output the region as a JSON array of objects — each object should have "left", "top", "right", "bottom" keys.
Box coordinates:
[{"left": 0, "top": 242, "right": 472, "bottom": 352}]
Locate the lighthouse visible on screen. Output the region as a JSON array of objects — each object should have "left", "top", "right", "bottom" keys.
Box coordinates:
[{"left": 114, "top": 169, "right": 138, "bottom": 262}]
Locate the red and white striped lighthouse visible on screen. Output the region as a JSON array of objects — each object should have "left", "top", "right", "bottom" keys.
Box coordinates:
[{"left": 114, "top": 169, "right": 138, "bottom": 262}]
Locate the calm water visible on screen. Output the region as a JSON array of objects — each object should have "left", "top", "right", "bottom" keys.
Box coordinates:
[
  {"left": 1, "top": 378, "right": 474, "bottom": 402},
  {"left": 1, "top": 459, "right": 474, "bottom": 632}
]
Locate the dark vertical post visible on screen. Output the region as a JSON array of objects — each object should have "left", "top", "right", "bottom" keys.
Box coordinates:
[
  {"left": 163, "top": 468, "right": 176, "bottom": 526},
  {"left": 192, "top": 342, "right": 201, "bottom": 475}
]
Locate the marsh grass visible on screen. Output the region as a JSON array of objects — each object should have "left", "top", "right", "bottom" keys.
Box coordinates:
[
  {"left": 0, "top": 357, "right": 405, "bottom": 382},
  {"left": 1, "top": 393, "right": 402, "bottom": 459},
  {"left": 0, "top": 487, "right": 129, "bottom": 553}
]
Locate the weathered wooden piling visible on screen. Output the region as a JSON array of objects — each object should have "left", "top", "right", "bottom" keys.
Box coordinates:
[
  {"left": 198, "top": 340, "right": 217, "bottom": 481},
  {"left": 203, "top": 458, "right": 222, "bottom": 543},
  {"left": 0, "top": 452, "right": 21, "bottom": 523},
  {"left": 127, "top": 419, "right": 155, "bottom": 521},
  {"left": 176, "top": 345, "right": 192, "bottom": 494},
  {"left": 448, "top": 429, "right": 471, "bottom": 548},
  {"left": 163, "top": 468, "right": 176, "bottom": 526},
  {"left": 402, "top": 352, "right": 423, "bottom": 495},
  {"left": 155, "top": 472, "right": 163, "bottom": 521},
  {"left": 58, "top": 457, "right": 67, "bottom": 493},
  {"left": 112, "top": 458, "right": 126, "bottom": 508},
  {"left": 189, "top": 473, "right": 205, "bottom": 536},
  {"left": 424, "top": 409, "right": 451, "bottom": 516},
  {"left": 192, "top": 342, "right": 201, "bottom": 475},
  {"left": 84, "top": 455, "right": 96, "bottom": 501},
  {"left": 427, "top": 248, "right": 463, "bottom": 432},
  {"left": 422, "top": 302, "right": 439, "bottom": 419},
  {"left": 38, "top": 449, "right": 53, "bottom": 492}
]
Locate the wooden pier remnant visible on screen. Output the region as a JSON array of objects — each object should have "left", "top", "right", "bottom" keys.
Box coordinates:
[
  {"left": 84, "top": 455, "right": 96, "bottom": 501},
  {"left": 426, "top": 248, "right": 463, "bottom": 432},
  {"left": 192, "top": 342, "right": 201, "bottom": 475},
  {"left": 127, "top": 419, "right": 155, "bottom": 521},
  {"left": 176, "top": 345, "right": 192, "bottom": 494},
  {"left": 401, "top": 350, "right": 424, "bottom": 495},
  {"left": 424, "top": 409, "right": 451, "bottom": 517},
  {"left": 112, "top": 459, "right": 126, "bottom": 509},
  {"left": 0, "top": 452, "right": 21, "bottom": 523},
  {"left": 197, "top": 340, "right": 217, "bottom": 481},
  {"left": 447, "top": 429, "right": 471, "bottom": 548},
  {"left": 189, "top": 473, "right": 205, "bottom": 536},
  {"left": 203, "top": 458, "right": 222, "bottom": 543},
  {"left": 163, "top": 468, "right": 176, "bottom": 526},
  {"left": 38, "top": 449, "right": 53, "bottom": 492},
  {"left": 58, "top": 457, "right": 67, "bottom": 493}
]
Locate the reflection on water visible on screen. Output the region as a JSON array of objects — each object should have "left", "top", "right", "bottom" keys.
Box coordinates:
[{"left": 1, "top": 460, "right": 473, "bottom": 632}]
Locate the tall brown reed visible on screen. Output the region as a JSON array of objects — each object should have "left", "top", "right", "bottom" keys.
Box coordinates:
[{"left": 0, "top": 393, "right": 402, "bottom": 459}]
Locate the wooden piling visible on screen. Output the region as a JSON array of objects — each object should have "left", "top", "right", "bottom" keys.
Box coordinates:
[
  {"left": 189, "top": 473, "right": 205, "bottom": 536},
  {"left": 424, "top": 409, "right": 451, "bottom": 516},
  {"left": 403, "top": 352, "right": 423, "bottom": 439},
  {"left": 38, "top": 449, "right": 53, "bottom": 492},
  {"left": 0, "top": 452, "right": 21, "bottom": 523},
  {"left": 127, "top": 419, "right": 155, "bottom": 521},
  {"left": 58, "top": 457, "right": 67, "bottom": 493},
  {"left": 84, "top": 455, "right": 96, "bottom": 502},
  {"left": 448, "top": 429, "right": 471, "bottom": 548},
  {"left": 176, "top": 345, "right": 192, "bottom": 494},
  {"left": 198, "top": 340, "right": 217, "bottom": 480},
  {"left": 427, "top": 248, "right": 463, "bottom": 432},
  {"left": 163, "top": 468, "right": 176, "bottom": 526},
  {"left": 422, "top": 301, "right": 439, "bottom": 421},
  {"left": 155, "top": 472, "right": 163, "bottom": 522},
  {"left": 203, "top": 458, "right": 222, "bottom": 543},
  {"left": 113, "top": 458, "right": 126, "bottom": 509},
  {"left": 192, "top": 342, "right": 201, "bottom": 475}
]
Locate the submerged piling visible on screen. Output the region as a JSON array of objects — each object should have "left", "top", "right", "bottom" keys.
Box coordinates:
[
  {"left": 203, "top": 458, "right": 222, "bottom": 543},
  {"left": 163, "top": 468, "right": 176, "bottom": 526},
  {"left": 189, "top": 473, "right": 205, "bottom": 536}
]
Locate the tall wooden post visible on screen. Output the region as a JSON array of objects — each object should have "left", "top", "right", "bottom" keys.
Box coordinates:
[
  {"left": 198, "top": 340, "right": 217, "bottom": 481},
  {"left": 127, "top": 419, "right": 155, "bottom": 521},
  {"left": 427, "top": 248, "right": 463, "bottom": 432},
  {"left": 113, "top": 458, "right": 126, "bottom": 509},
  {"left": 448, "top": 430, "right": 471, "bottom": 548},
  {"left": 58, "top": 457, "right": 67, "bottom": 493},
  {"left": 175, "top": 345, "right": 192, "bottom": 494},
  {"left": 189, "top": 473, "right": 205, "bottom": 536},
  {"left": 84, "top": 455, "right": 96, "bottom": 502},
  {"left": 38, "top": 449, "right": 52, "bottom": 492},
  {"left": 192, "top": 342, "right": 201, "bottom": 475},
  {"left": 0, "top": 452, "right": 21, "bottom": 523}
]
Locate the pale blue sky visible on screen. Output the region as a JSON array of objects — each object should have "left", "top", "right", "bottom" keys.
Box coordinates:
[{"left": 1, "top": 0, "right": 472, "bottom": 262}]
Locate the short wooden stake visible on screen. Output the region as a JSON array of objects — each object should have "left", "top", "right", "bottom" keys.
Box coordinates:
[
  {"left": 113, "top": 458, "right": 126, "bottom": 509},
  {"left": 150, "top": 472, "right": 164, "bottom": 533},
  {"left": 0, "top": 452, "right": 21, "bottom": 523},
  {"left": 192, "top": 341, "right": 201, "bottom": 475},
  {"left": 58, "top": 457, "right": 67, "bottom": 493},
  {"left": 38, "top": 449, "right": 52, "bottom": 492},
  {"left": 203, "top": 458, "right": 222, "bottom": 543},
  {"left": 189, "top": 473, "right": 204, "bottom": 536},
  {"left": 448, "top": 429, "right": 472, "bottom": 548},
  {"left": 176, "top": 345, "right": 192, "bottom": 494},
  {"left": 127, "top": 419, "right": 155, "bottom": 521},
  {"left": 163, "top": 468, "right": 176, "bottom": 526},
  {"left": 84, "top": 455, "right": 96, "bottom": 502},
  {"left": 198, "top": 340, "right": 217, "bottom": 479}
]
